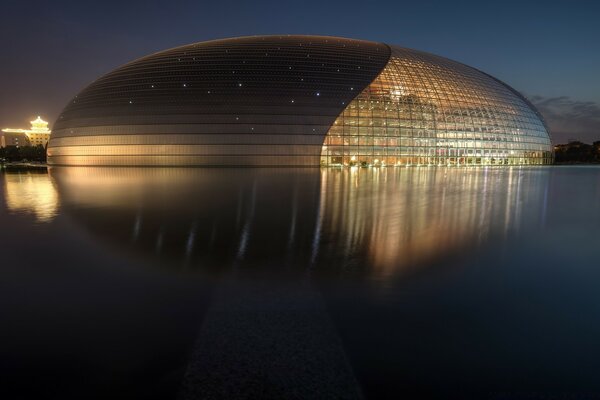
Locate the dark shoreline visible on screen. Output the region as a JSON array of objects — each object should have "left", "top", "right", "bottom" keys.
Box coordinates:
[
  {"left": 553, "top": 162, "right": 600, "bottom": 165},
  {"left": 2, "top": 163, "right": 600, "bottom": 171},
  {"left": 1, "top": 162, "right": 48, "bottom": 170}
]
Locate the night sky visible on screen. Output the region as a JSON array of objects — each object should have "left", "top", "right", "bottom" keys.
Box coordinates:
[{"left": 1, "top": 0, "right": 598, "bottom": 144}]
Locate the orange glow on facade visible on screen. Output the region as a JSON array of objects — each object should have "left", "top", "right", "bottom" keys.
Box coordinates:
[{"left": 2, "top": 116, "right": 52, "bottom": 147}]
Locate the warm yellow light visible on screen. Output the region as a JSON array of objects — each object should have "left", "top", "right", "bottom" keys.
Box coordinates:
[
  {"left": 2, "top": 116, "right": 51, "bottom": 146},
  {"left": 29, "top": 116, "right": 50, "bottom": 132},
  {"left": 3, "top": 173, "right": 59, "bottom": 222}
]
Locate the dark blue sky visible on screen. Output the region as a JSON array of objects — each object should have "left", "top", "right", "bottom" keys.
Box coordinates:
[{"left": 1, "top": 0, "right": 598, "bottom": 143}]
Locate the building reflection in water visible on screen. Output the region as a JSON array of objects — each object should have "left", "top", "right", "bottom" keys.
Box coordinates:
[
  {"left": 49, "top": 167, "right": 321, "bottom": 270},
  {"left": 316, "top": 167, "right": 549, "bottom": 278},
  {"left": 3, "top": 171, "right": 59, "bottom": 223},
  {"left": 49, "top": 166, "right": 549, "bottom": 278}
]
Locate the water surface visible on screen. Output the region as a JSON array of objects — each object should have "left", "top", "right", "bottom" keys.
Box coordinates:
[{"left": 1, "top": 166, "right": 600, "bottom": 399}]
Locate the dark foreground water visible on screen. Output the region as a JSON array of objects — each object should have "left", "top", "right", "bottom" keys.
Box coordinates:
[{"left": 1, "top": 166, "right": 600, "bottom": 399}]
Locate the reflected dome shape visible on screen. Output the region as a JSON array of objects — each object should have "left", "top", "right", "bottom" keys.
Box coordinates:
[
  {"left": 48, "top": 167, "right": 550, "bottom": 277},
  {"left": 47, "top": 35, "right": 553, "bottom": 167}
]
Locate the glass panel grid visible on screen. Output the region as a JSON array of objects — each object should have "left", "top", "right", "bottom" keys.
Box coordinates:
[{"left": 321, "top": 47, "right": 553, "bottom": 167}]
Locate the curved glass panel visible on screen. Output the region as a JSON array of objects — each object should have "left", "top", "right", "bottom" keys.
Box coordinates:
[{"left": 321, "top": 47, "right": 553, "bottom": 166}]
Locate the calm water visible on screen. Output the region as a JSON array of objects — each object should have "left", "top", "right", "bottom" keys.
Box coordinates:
[{"left": 1, "top": 166, "right": 600, "bottom": 399}]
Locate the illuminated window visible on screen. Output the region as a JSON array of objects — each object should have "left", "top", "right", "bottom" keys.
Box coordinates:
[{"left": 321, "top": 49, "right": 552, "bottom": 167}]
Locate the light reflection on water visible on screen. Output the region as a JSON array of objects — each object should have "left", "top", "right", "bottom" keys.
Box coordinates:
[
  {"left": 2, "top": 166, "right": 600, "bottom": 398},
  {"left": 2, "top": 170, "right": 59, "bottom": 222},
  {"left": 44, "top": 166, "right": 551, "bottom": 278},
  {"left": 316, "top": 167, "right": 549, "bottom": 278}
]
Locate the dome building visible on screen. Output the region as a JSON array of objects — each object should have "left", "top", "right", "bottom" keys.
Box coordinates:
[{"left": 47, "top": 35, "right": 553, "bottom": 166}]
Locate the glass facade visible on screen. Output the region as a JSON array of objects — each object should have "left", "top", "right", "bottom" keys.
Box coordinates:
[{"left": 321, "top": 47, "right": 553, "bottom": 167}]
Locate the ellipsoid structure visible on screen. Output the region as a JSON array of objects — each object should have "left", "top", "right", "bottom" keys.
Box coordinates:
[{"left": 47, "top": 35, "right": 553, "bottom": 166}]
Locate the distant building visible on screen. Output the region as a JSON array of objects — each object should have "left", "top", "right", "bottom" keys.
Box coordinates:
[
  {"left": 2, "top": 116, "right": 51, "bottom": 147},
  {"left": 0, "top": 131, "right": 30, "bottom": 147}
]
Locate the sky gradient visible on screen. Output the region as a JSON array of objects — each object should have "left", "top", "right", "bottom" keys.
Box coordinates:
[{"left": 1, "top": 0, "right": 598, "bottom": 143}]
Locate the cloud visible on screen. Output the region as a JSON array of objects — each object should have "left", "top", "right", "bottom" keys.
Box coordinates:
[{"left": 529, "top": 95, "right": 600, "bottom": 143}]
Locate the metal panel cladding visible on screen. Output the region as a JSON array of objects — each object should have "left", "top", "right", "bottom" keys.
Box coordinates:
[{"left": 48, "top": 35, "right": 391, "bottom": 166}]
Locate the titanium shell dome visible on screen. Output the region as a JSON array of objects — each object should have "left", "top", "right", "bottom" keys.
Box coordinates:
[{"left": 48, "top": 35, "right": 552, "bottom": 166}]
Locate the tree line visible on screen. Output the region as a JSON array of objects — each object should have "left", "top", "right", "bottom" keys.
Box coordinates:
[
  {"left": 554, "top": 141, "right": 600, "bottom": 164},
  {"left": 0, "top": 145, "right": 47, "bottom": 163}
]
